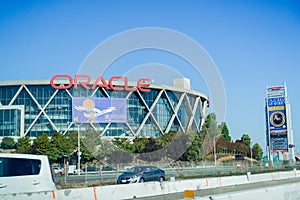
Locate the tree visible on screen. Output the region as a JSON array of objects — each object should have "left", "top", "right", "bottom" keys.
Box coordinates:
[
  {"left": 199, "top": 113, "right": 221, "bottom": 160},
  {"left": 112, "top": 137, "right": 134, "bottom": 152},
  {"left": 1, "top": 137, "right": 16, "bottom": 149},
  {"left": 216, "top": 137, "right": 230, "bottom": 153},
  {"left": 138, "top": 137, "right": 163, "bottom": 161},
  {"left": 132, "top": 137, "right": 148, "bottom": 153},
  {"left": 219, "top": 122, "right": 231, "bottom": 142},
  {"left": 95, "top": 137, "right": 115, "bottom": 159},
  {"left": 182, "top": 132, "right": 202, "bottom": 162},
  {"left": 142, "top": 137, "right": 162, "bottom": 153},
  {"left": 66, "top": 131, "right": 96, "bottom": 163},
  {"left": 81, "top": 130, "right": 115, "bottom": 161},
  {"left": 158, "top": 132, "right": 179, "bottom": 147},
  {"left": 65, "top": 132, "right": 78, "bottom": 148},
  {"left": 16, "top": 137, "right": 32, "bottom": 154},
  {"left": 252, "top": 142, "right": 263, "bottom": 160},
  {"left": 239, "top": 134, "right": 251, "bottom": 147},
  {"left": 79, "top": 140, "right": 95, "bottom": 163},
  {"left": 51, "top": 132, "right": 74, "bottom": 162},
  {"left": 32, "top": 134, "right": 57, "bottom": 162},
  {"left": 166, "top": 133, "right": 189, "bottom": 161},
  {"left": 234, "top": 141, "right": 250, "bottom": 156}
]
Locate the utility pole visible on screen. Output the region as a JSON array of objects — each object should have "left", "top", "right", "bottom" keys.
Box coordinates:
[
  {"left": 213, "top": 136, "right": 217, "bottom": 170},
  {"left": 250, "top": 142, "right": 253, "bottom": 167},
  {"left": 76, "top": 124, "right": 81, "bottom": 175}
]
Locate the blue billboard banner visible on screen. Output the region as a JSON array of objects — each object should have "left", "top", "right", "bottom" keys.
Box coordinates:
[
  {"left": 267, "top": 96, "right": 285, "bottom": 107},
  {"left": 267, "top": 97, "right": 287, "bottom": 134},
  {"left": 72, "top": 98, "right": 127, "bottom": 123}
]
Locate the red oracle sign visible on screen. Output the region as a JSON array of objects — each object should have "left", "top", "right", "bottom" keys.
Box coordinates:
[{"left": 50, "top": 75, "right": 151, "bottom": 92}]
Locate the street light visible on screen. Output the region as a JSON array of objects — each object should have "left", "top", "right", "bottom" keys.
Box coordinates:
[
  {"left": 213, "top": 136, "right": 217, "bottom": 170},
  {"left": 250, "top": 142, "right": 253, "bottom": 167},
  {"left": 75, "top": 124, "right": 81, "bottom": 175}
]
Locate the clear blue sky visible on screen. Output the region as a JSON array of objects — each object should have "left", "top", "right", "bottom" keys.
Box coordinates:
[{"left": 1, "top": 0, "right": 300, "bottom": 154}]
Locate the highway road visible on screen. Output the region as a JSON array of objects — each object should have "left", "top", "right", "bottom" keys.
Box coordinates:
[{"left": 54, "top": 165, "right": 272, "bottom": 185}]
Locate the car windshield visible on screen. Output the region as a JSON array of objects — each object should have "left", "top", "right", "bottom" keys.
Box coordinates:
[{"left": 126, "top": 167, "right": 146, "bottom": 173}]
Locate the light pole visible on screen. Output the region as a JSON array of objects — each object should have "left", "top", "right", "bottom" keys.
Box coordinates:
[
  {"left": 213, "top": 136, "right": 217, "bottom": 170},
  {"left": 250, "top": 142, "right": 253, "bottom": 167},
  {"left": 76, "top": 124, "right": 81, "bottom": 175}
]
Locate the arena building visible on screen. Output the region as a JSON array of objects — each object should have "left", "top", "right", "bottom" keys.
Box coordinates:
[{"left": 0, "top": 77, "right": 209, "bottom": 138}]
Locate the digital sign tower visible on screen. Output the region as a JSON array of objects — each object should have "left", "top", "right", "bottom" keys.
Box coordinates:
[{"left": 266, "top": 82, "right": 295, "bottom": 165}]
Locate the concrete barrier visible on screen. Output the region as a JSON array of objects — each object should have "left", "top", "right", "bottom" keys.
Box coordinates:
[
  {"left": 200, "top": 180, "right": 300, "bottom": 200},
  {"left": 0, "top": 191, "right": 55, "bottom": 200},
  {"left": 55, "top": 182, "right": 163, "bottom": 200},
  {"left": 217, "top": 175, "right": 248, "bottom": 187},
  {"left": 247, "top": 171, "right": 298, "bottom": 183},
  {"left": 56, "top": 187, "right": 96, "bottom": 200}
]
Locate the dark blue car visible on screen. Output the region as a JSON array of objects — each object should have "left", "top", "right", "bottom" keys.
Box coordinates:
[{"left": 117, "top": 166, "right": 165, "bottom": 184}]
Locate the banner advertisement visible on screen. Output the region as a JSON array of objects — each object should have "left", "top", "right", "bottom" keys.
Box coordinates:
[
  {"left": 267, "top": 97, "right": 287, "bottom": 134},
  {"left": 267, "top": 86, "right": 285, "bottom": 97},
  {"left": 72, "top": 98, "right": 127, "bottom": 123},
  {"left": 270, "top": 136, "right": 288, "bottom": 152}
]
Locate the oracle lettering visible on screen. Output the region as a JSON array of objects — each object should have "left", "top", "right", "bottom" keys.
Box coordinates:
[{"left": 50, "top": 75, "right": 151, "bottom": 92}]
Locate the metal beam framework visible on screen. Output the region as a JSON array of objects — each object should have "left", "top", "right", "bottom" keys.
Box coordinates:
[{"left": 0, "top": 82, "right": 209, "bottom": 138}]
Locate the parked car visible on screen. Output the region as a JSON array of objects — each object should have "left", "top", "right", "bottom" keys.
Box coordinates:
[
  {"left": 52, "top": 166, "right": 64, "bottom": 175},
  {"left": 73, "top": 169, "right": 84, "bottom": 174},
  {"left": 0, "top": 153, "right": 56, "bottom": 195},
  {"left": 117, "top": 166, "right": 165, "bottom": 184}
]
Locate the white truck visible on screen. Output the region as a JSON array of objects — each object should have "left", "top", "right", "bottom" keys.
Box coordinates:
[
  {"left": 67, "top": 165, "right": 77, "bottom": 175},
  {"left": 0, "top": 153, "right": 56, "bottom": 195}
]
